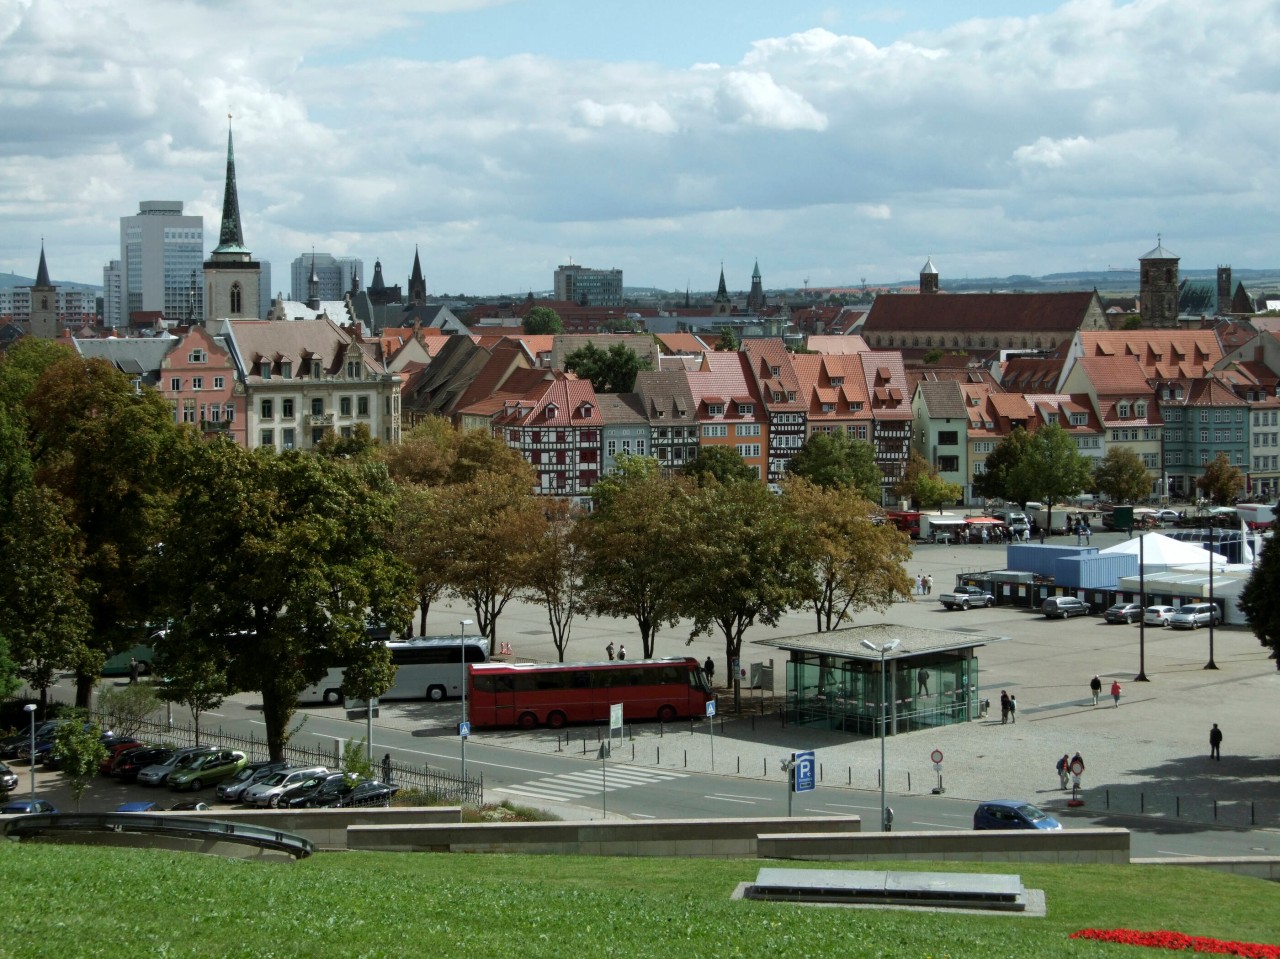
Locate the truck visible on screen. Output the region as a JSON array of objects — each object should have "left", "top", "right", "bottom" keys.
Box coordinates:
[
  {"left": 939, "top": 585, "right": 995, "bottom": 610},
  {"left": 1236, "top": 503, "right": 1276, "bottom": 531}
]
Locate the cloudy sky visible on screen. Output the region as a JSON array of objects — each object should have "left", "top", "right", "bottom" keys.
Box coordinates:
[{"left": 2, "top": 0, "right": 1278, "bottom": 297}]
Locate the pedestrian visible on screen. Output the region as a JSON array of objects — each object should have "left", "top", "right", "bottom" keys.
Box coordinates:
[
  {"left": 1075, "top": 523, "right": 1084, "bottom": 546},
  {"left": 128, "top": 657, "right": 139, "bottom": 685},
  {"left": 1056, "top": 753, "right": 1070, "bottom": 790},
  {"left": 916, "top": 573, "right": 924, "bottom": 595},
  {"left": 1039, "top": 528, "right": 1046, "bottom": 544},
  {"left": 999, "top": 689, "right": 1010, "bottom": 724},
  {"left": 1209, "top": 723, "right": 1223, "bottom": 760},
  {"left": 1089, "top": 674, "right": 1102, "bottom": 707},
  {"left": 1110, "top": 679, "right": 1122, "bottom": 707},
  {"left": 381, "top": 753, "right": 393, "bottom": 784},
  {"left": 981, "top": 526, "right": 989, "bottom": 545},
  {"left": 1084, "top": 521, "right": 1092, "bottom": 545},
  {"left": 1009, "top": 693, "right": 1017, "bottom": 723},
  {"left": 925, "top": 574, "right": 933, "bottom": 595},
  {"left": 704, "top": 656, "right": 715, "bottom": 685},
  {"left": 605, "top": 641, "right": 615, "bottom": 661},
  {"left": 917, "top": 667, "right": 930, "bottom": 697},
  {"left": 618, "top": 644, "right": 626, "bottom": 661}
]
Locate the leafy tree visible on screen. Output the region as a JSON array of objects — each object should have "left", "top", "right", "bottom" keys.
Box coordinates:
[
  {"left": 1122, "top": 315, "right": 1144, "bottom": 330},
  {"left": 0, "top": 337, "right": 74, "bottom": 414},
  {"left": 1238, "top": 534, "right": 1280, "bottom": 668},
  {"left": 314, "top": 422, "right": 378, "bottom": 459},
  {"left": 1197, "top": 452, "right": 1244, "bottom": 506},
  {"left": 892, "top": 448, "right": 930, "bottom": 502},
  {"left": 382, "top": 417, "right": 462, "bottom": 486},
  {"left": 715, "top": 327, "right": 740, "bottom": 352},
  {"left": 52, "top": 715, "right": 109, "bottom": 810},
  {"left": 603, "top": 315, "right": 637, "bottom": 334},
  {"left": 0, "top": 632, "right": 21, "bottom": 701},
  {"left": 97, "top": 683, "right": 163, "bottom": 739},
  {"left": 1093, "top": 446, "right": 1151, "bottom": 503},
  {"left": 921, "top": 348, "right": 943, "bottom": 364},
  {"left": 564, "top": 342, "right": 651, "bottom": 393},
  {"left": 522, "top": 306, "right": 564, "bottom": 335},
  {"left": 683, "top": 445, "right": 757, "bottom": 486},
  {"left": 155, "top": 651, "right": 228, "bottom": 745},
  {"left": 784, "top": 479, "right": 914, "bottom": 631},
  {"left": 578, "top": 456, "right": 690, "bottom": 657},
  {"left": 340, "top": 739, "right": 376, "bottom": 780},
  {"left": 388, "top": 483, "right": 451, "bottom": 633},
  {"left": 1016, "top": 424, "right": 1094, "bottom": 534},
  {"left": 451, "top": 430, "right": 535, "bottom": 485},
  {"left": 154, "top": 442, "right": 415, "bottom": 760},
  {"left": 525, "top": 498, "right": 586, "bottom": 661},
  {"left": 972, "top": 427, "right": 1036, "bottom": 505},
  {"left": 914, "top": 471, "right": 963, "bottom": 513},
  {"left": 787, "top": 431, "right": 882, "bottom": 501}
]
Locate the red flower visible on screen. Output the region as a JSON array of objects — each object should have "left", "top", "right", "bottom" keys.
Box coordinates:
[{"left": 1070, "top": 928, "right": 1280, "bottom": 959}]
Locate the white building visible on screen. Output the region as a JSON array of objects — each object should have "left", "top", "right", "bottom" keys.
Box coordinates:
[{"left": 119, "top": 200, "right": 204, "bottom": 323}]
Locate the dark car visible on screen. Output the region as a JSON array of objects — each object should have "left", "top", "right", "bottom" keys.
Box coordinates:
[
  {"left": 1103, "top": 602, "right": 1143, "bottom": 624},
  {"left": 973, "top": 799, "right": 1062, "bottom": 831},
  {"left": 0, "top": 720, "right": 64, "bottom": 759},
  {"left": 1041, "top": 596, "right": 1090, "bottom": 619},
  {"left": 169, "top": 801, "right": 210, "bottom": 812},
  {"left": 1, "top": 798, "right": 58, "bottom": 815},
  {"left": 44, "top": 730, "right": 123, "bottom": 770},
  {"left": 116, "top": 801, "right": 160, "bottom": 813},
  {"left": 215, "top": 759, "right": 290, "bottom": 803},
  {"left": 112, "top": 746, "right": 174, "bottom": 783},
  {"left": 98, "top": 739, "right": 150, "bottom": 776},
  {"left": 309, "top": 777, "right": 399, "bottom": 809},
  {"left": 0, "top": 760, "right": 18, "bottom": 793},
  {"left": 280, "top": 772, "right": 345, "bottom": 809},
  {"left": 21, "top": 723, "right": 112, "bottom": 765}
]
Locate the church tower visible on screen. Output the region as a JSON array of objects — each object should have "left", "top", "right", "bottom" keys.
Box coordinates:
[
  {"left": 712, "top": 264, "right": 732, "bottom": 317},
  {"left": 203, "top": 120, "right": 261, "bottom": 321},
  {"left": 746, "top": 259, "right": 767, "bottom": 312},
  {"left": 1217, "top": 265, "right": 1232, "bottom": 316},
  {"left": 306, "top": 253, "right": 321, "bottom": 311},
  {"left": 920, "top": 256, "right": 939, "bottom": 295},
  {"left": 408, "top": 246, "right": 427, "bottom": 304},
  {"left": 1139, "top": 237, "right": 1179, "bottom": 328},
  {"left": 28, "top": 243, "right": 57, "bottom": 339}
]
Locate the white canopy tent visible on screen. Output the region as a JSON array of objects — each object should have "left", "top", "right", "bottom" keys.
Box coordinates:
[{"left": 1100, "top": 532, "right": 1229, "bottom": 569}]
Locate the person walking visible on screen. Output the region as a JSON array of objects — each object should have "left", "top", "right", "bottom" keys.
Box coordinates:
[
  {"left": 999, "top": 690, "right": 1010, "bottom": 725},
  {"left": 703, "top": 656, "right": 715, "bottom": 685},
  {"left": 1008, "top": 694, "right": 1017, "bottom": 723},
  {"left": 1090, "top": 674, "right": 1102, "bottom": 706},
  {"left": 1110, "top": 679, "right": 1122, "bottom": 707},
  {"left": 1209, "top": 723, "right": 1223, "bottom": 760},
  {"left": 618, "top": 644, "right": 626, "bottom": 661},
  {"left": 925, "top": 575, "right": 933, "bottom": 595},
  {"left": 917, "top": 668, "right": 930, "bottom": 697},
  {"left": 1039, "top": 528, "right": 1046, "bottom": 544},
  {"left": 1056, "top": 754, "right": 1070, "bottom": 790},
  {"left": 128, "top": 657, "right": 139, "bottom": 685},
  {"left": 916, "top": 574, "right": 924, "bottom": 596},
  {"left": 381, "top": 753, "right": 393, "bottom": 785},
  {"left": 605, "top": 641, "right": 615, "bottom": 661}
]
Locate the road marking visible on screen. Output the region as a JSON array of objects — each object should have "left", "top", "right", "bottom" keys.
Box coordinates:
[
  {"left": 712, "top": 792, "right": 772, "bottom": 800},
  {"left": 495, "top": 766, "right": 688, "bottom": 803},
  {"left": 708, "top": 795, "right": 756, "bottom": 804},
  {"left": 914, "top": 821, "right": 968, "bottom": 830},
  {"left": 1156, "top": 849, "right": 1199, "bottom": 857}
]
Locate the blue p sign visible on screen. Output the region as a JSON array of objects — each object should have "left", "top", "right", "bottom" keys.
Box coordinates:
[{"left": 792, "top": 750, "right": 816, "bottom": 792}]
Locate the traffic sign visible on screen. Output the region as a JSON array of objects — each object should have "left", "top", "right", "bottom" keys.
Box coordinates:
[
  {"left": 930, "top": 749, "right": 944, "bottom": 764},
  {"left": 458, "top": 721, "right": 470, "bottom": 739},
  {"left": 792, "top": 750, "right": 816, "bottom": 793},
  {"left": 706, "top": 700, "right": 716, "bottom": 718}
]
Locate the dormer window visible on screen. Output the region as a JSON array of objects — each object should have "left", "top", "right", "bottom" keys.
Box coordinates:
[
  {"left": 1135, "top": 401, "right": 1147, "bottom": 418},
  {"left": 545, "top": 403, "right": 559, "bottom": 420},
  {"left": 1117, "top": 402, "right": 1130, "bottom": 417},
  {"left": 188, "top": 349, "right": 207, "bottom": 364},
  {"left": 737, "top": 403, "right": 754, "bottom": 416},
  {"left": 770, "top": 365, "right": 780, "bottom": 376},
  {"left": 281, "top": 361, "right": 292, "bottom": 380},
  {"left": 260, "top": 360, "right": 271, "bottom": 379},
  {"left": 312, "top": 360, "right": 323, "bottom": 378},
  {"left": 707, "top": 403, "right": 724, "bottom": 416},
  {"left": 1162, "top": 387, "right": 1170, "bottom": 400},
  {"left": 821, "top": 403, "right": 836, "bottom": 413},
  {"left": 1070, "top": 413, "right": 1087, "bottom": 426},
  {"left": 787, "top": 391, "right": 797, "bottom": 401},
  {"left": 829, "top": 377, "right": 844, "bottom": 387},
  {"left": 346, "top": 360, "right": 360, "bottom": 379}
]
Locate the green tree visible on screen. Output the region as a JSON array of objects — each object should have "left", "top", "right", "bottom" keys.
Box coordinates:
[
  {"left": 784, "top": 479, "right": 914, "bottom": 631},
  {"left": 973, "top": 427, "right": 1036, "bottom": 504},
  {"left": 891, "top": 448, "right": 929, "bottom": 503},
  {"left": 914, "top": 471, "right": 964, "bottom": 513},
  {"left": 522, "top": 306, "right": 564, "bottom": 335},
  {"left": 314, "top": 422, "right": 378, "bottom": 459},
  {"left": 1016, "top": 424, "right": 1094, "bottom": 535},
  {"left": 52, "top": 715, "right": 109, "bottom": 810},
  {"left": 1238, "top": 534, "right": 1280, "bottom": 668},
  {"left": 715, "top": 327, "right": 740, "bottom": 351},
  {"left": 382, "top": 417, "right": 462, "bottom": 486},
  {"left": 564, "top": 342, "right": 651, "bottom": 393},
  {"left": 388, "top": 484, "right": 451, "bottom": 633},
  {"left": 97, "top": 683, "right": 163, "bottom": 739},
  {"left": 683, "top": 445, "right": 757, "bottom": 486},
  {"left": 155, "top": 651, "right": 228, "bottom": 745},
  {"left": 578, "top": 456, "right": 690, "bottom": 657},
  {"left": 787, "top": 431, "right": 882, "bottom": 501},
  {"left": 525, "top": 498, "right": 585, "bottom": 662},
  {"left": 1197, "top": 452, "right": 1245, "bottom": 506},
  {"left": 155, "top": 442, "right": 415, "bottom": 760},
  {"left": 1093, "top": 446, "right": 1151, "bottom": 503},
  {"left": 0, "top": 632, "right": 21, "bottom": 701}
]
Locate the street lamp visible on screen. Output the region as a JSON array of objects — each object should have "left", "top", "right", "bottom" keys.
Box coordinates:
[
  {"left": 23, "top": 703, "right": 36, "bottom": 802},
  {"left": 459, "top": 619, "right": 473, "bottom": 782},
  {"left": 860, "top": 638, "right": 901, "bottom": 832}
]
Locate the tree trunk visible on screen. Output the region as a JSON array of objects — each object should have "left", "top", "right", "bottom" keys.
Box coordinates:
[
  {"left": 75, "top": 672, "right": 93, "bottom": 709},
  {"left": 260, "top": 685, "right": 294, "bottom": 761}
]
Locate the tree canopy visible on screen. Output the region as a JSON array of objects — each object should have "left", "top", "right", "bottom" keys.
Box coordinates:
[
  {"left": 787, "top": 431, "right": 882, "bottom": 501},
  {"left": 1093, "top": 446, "right": 1151, "bottom": 503},
  {"left": 683, "top": 445, "right": 758, "bottom": 486},
  {"left": 975, "top": 424, "right": 1092, "bottom": 533},
  {"left": 522, "top": 306, "right": 564, "bottom": 335},
  {"left": 563, "top": 342, "right": 651, "bottom": 393},
  {"left": 1197, "top": 453, "right": 1244, "bottom": 505},
  {"left": 1237, "top": 534, "right": 1280, "bottom": 669}
]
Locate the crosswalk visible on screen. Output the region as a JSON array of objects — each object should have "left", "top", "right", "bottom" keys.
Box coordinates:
[{"left": 493, "top": 766, "right": 689, "bottom": 804}]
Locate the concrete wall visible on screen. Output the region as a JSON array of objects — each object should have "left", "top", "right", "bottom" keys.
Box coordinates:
[
  {"left": 179, "top": 806, "right": 462, "bottom": 851},
  {"left": 348, "top": 816, "right": 861, "bottom": 858},
  {"left": 756, "top": 828, "right": 1131, "bottom": 865},
  {"left": 1132, "top": 856, "right": 1280, "bottom": 881}
]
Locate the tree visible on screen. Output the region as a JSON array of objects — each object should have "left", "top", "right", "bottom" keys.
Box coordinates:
[
  {"left": 314, "top": 422, "right": 378, "bottom": 459},
  {"left": 1198, "top": 452, "right": 1244, "bottom": 506},
  {"left": 914, "top": 471, "right": 964, "bottom": 513},
  {"left": 525, "top": 498, "right": 586, "bottom": 661},
  {"left": 784, "top": 479, "right": 914, "bottom": 631},
  {"left": 154, "top": 442, "right": 415, "bottom": 760},
  {"left": 0, "top": 632, "right": 21, "bottom": 702},
  {"left": 1238, "top": 534, "right": 1280, "bottom": 668},
  {"left": 97, "top": 683, "right": 163, "bottom": 739},
  {"left": 382, "top": 417, "right": 462, "bottom": 486},
  {"left": 972, "top": 427, "right": 1036, "bottom": 505},
  {"left": 52, "top": 715, "right": 109, "bottom": 810},
  {"left": 1093, "top": 446, "right": 1151, "bottom": 503},
  {"left": 787, "top": 431, "right": 882, "bottom": 501},
  {"left": 564, "top": 342, "right": 651, "bottom": 393},
  {"left": 578, "top": 456, "right": 691, "bottom": 657},
  {"left": 715, "top": 327, "right": 740, "bottom": 352},
  {"left": 155, "top": 652, "right": 228, "bottom": 745},
  {"left": 892, "top": 449, "right": 930, "bottom": 502},
  {"left": 683, "top": 445, "right": 757, "bottom": 486},
  {"left": 522, "top": 306, "right": 564, "bottom": 335},
  {"left": 388, "top": 484, "right": 451, "bottom": 633},
  {"left": 451, "top": 430, "right": 535, "bottom": 485},
  {"left": 1016, "top": 424, "right": 1094, "bottom": 535}
]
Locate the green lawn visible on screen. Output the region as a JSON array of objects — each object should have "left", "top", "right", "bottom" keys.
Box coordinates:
[{"left": 3, "top": 844, "right": 1276, "bottom": 958}]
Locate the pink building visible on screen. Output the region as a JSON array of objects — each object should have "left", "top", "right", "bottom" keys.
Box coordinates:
[{"left": 159, "top": 325, "right": 245, "bottom": 445}]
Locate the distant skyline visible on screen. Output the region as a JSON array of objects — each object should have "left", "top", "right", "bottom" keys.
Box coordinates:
[{"left": 2, "top": 1, "right": 1278, "bottom": 296}]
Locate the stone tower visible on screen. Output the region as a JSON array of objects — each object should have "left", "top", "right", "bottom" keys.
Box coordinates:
[
  {"left": 28, "top": 243, "right": 57, "bottom": 339},
  {"left": 1139, "top": 237, "right": 1179, "bottom": 328},
  {"left": 746, "top": 259, "right": 767, "bottom": 312},
  {"left": 920, "top": 256, "right": 939, "bottom": 295},
  {"left": 1217, "top": 266, "right": 1232, "bottom": 316},
  {"left": 712, "top": 265, "right": 732, "bottom": 317},
  {"left": 203, "top": 121, "right": 261, "bottom": 321}
]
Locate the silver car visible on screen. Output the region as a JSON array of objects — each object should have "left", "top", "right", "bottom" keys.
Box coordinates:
[
  {"left": 216, "top": 761, "right": 290, "bottom": 803},
  {"left": 1169, "top": 603, "right": 1221, "bottom": 630},
  {"left": 1144, "top": 605, "right": 1177, "bottom": 627},
  {"left": 242, "top": 766, "right": 330, "bottom": 808},
  {"left": 136, "top": 746, "right": 217, "bottom": 787}
]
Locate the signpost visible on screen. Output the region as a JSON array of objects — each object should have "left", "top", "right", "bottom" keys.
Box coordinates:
[
  {"left": 930, "top": 748, "right": 945, "bottom": 794},
  {"left": 706, "top": 699, "right": 717, "bottom": 770},
  {"left": 781, "top": 749, "right": 815, "bottom": 818},
  {"left": 602, "top": 703, "right": 623, "bottom": 819},
  {"left": 1068, "top": 756, "right": 1085, "bottom": 807}
]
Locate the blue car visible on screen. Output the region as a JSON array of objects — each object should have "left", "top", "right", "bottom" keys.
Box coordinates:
[
  {"left": 973, "top": 799, "right": 1062, "bottom": 830},
  {"left": 116, "top": 801, "right": 161, "bottom": 813},
  {"left": 1, "top": 798, "right": 59, "bottom": 815}
]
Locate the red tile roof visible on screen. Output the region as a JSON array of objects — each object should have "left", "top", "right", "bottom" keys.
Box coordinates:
[{"left": 864, "top": 291, "right": 1100, "bottom": 334}]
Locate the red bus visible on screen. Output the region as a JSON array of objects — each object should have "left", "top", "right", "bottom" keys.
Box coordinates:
[
  {"left": 885, "top": 510, "right": 921, "bottom": 538},
  {"left": 468, "top": 657, "right": 713, "bottom": 730}
]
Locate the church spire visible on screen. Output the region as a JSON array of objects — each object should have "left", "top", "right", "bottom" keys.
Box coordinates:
[
  {"left": 306, "top": 249, "right": 321, "bottom": 310},
  {"left": 715, "top": 264, "right": 729, "bottom": 300},
  {"left": 408, "top": 245, "right": 426, "bottom": 303},
  {"left": 214, "top": 119, "right": 246, "bottom": 254},
  {"left": 34, "top": 241, "right": 51, "bottom": 288}
]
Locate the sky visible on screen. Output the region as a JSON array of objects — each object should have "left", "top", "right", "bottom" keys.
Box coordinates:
[{"left": 2, "top": 0, "right": 1279, "bottom": 297}]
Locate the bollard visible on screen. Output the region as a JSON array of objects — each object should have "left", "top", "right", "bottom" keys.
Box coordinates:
[
  {"left": 877, "top": 769, "right": 881, "bottom": 788},
  {"left": 1105, "top": 789, "right": 1110, "bottom": 809},
  {"left": 1176, "top": 796, "right": 1180, "bottom": 817},
  {"left": 582, "top": 739, "right": 587, "bottom": 755},
  {"left": 848, "top": 767, "right": 852, "bottom": 786},
  {"left": 907, "top": 772, "right": 911, "bottom": 791},
  {"left": 657, "top": 746, "right": 660, "bottom": 765},
  {"left": 763, "top": 758, "right": 767, "bottom": 777},
  {"left": 820, "top": 763, "right": 824, "bottom": 782},
  {"left": 1213, "top": 799, "right": 1217, "bottom": 820},
  {"left": 684, "top": 750, "right": 687, "bottom": 768},
  {"left": 632, "top": 743, "right": 635, "bottom": 761},
  {"left": 737, "top": 757, "right": 740, "bottom": 774}
]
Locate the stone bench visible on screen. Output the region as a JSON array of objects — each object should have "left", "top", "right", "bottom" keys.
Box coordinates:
[{"left": 757, "top": 827, "right": 1130, "bottom": 864}]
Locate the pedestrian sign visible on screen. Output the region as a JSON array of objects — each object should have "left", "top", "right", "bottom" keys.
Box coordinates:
[
  {"left": 458, "top": 721, "right": 470, "bottom": 739},
  {"left": 609, "top": 703, "right": 623, "bottom": 732},
  {"left": 706, "top": 700, "right": 716, "bottom": 718},
  {"left": 792, "top": 750, "right": 816, "bottom": 793}
]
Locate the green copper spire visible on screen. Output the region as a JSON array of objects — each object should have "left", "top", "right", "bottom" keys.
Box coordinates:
[{"left": 214, "top": 121, "right": 248, "bottom": 254}]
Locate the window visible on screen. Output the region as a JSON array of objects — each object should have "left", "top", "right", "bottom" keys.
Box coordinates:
[
  {"left": 282, "top": 398, "right": 294, "bottom": 419},
  {"left": 1070, "top": 413, "right": 1086, "bottom": 426},
  {"left": 937, "top": 456, "right": 959, "bottom": 472},
  {"left": 1135, "top": 401, "right": 1146, "bottom": 418},
  {"left": 357, "top": 396, "right": 370, "bottom": 417},
  {"left": 225, "top": 403, "right": 235, "bottom": 421},
  {"left": 1200, "top": 430, "right": 1209, "bottom": 443},
  {"left": 737, "top": 423, "right": 760, "bottom": 437},
  {"left": 260, "top": 429, "right": 274, "bottom": 447},
  {"left": 230, "top": 283, "right": 242, "bottom": 314},
  {"left": 1200, "top": 410, "right": 1209, "bottom": 423},
  {"left": 182, "top": 399, "right": 196, "bottom": 424},
  {"left": 347, "top": 360, "right": 360, "bottom": 379},
  {"left": 702, "top": 425, "right": 728, "bottom": 438},
  {"left": 311, "top": 398, "right": 324, "bottom": 415},
  {"left": 192, "top": 377, "right": 203, "bottom": 391},
  {"left": 1117, "top": 402, "right": 1130, "bottom": 418},
  {"left": 260, "top": 360, "right": 271, "bottom": 379},
  {"left": 281, "top": 362, "right": 292, "bottom": 379},
  {"left": 735, "top": 444, "right": 761, "bottom": 458},
  {"left": 972, "top": 461, "right": 986, "bottom": 475},
  {"left": 312, "top": 360, "right": 322, "bottom": 378},
  {"left": 340, "top": 396, "right": 352, "bottom": 417},
  {"left": 938, "top": 431, "right": 959, "bottom": 446},
  {"left": 707, "top": 403, "right": 724, "bottom": 416},
  {"left": 737, "top": 403, "right": 754, "bottom": 416},
  {"left": 607, "top": 440, "right": 617, "bottom": 456},
  {"left": 214, "top": 376, "right": 224, "bottom": 390},
  {"left": 170, "top": 377, "right": 181, "bottom": 392},
  {"left": 282, "top": 428, "right": 295, "bottom": 450},
  {"left": 261, "top": 399, "right": 274, "bottom": 419},
  {"left": 189, "top": 349, "right": 207, "bottom": 363}
]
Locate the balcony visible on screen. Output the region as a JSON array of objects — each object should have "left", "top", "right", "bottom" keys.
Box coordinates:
[
  {"left": 307, "top": 413, "right": 335, "bottom": 427},
  {"left": 199, "top": 419, "right": 231, "bottom": 433}
]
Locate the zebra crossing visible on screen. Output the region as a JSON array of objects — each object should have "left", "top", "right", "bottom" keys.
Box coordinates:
[{"left": 493, "top": 765, "right": 689, "bottom": 803}]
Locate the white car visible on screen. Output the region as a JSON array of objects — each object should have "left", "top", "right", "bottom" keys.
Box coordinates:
[
  {"left": 1144, "top": 605, "right": 1176, "bottom": 627},
  {"left": 242, "top": 766, "right": 330, "bottom": 808},
  {"left": 1152, "top": 509, "right": 1182, "bottom": 524}
]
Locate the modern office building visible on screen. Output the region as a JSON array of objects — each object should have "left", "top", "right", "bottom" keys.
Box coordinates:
[
  {"left": 102, "top": 260, "right": 123, "bottom": 328},
  {"left": 289, "top": 254, "right": 363, "bottom": 302},
  {"left": 554, "top": 263, "right": 623, "bottom": 306},
  {"left": 119, "top": 200, "right": 205, "bottom": 324}
]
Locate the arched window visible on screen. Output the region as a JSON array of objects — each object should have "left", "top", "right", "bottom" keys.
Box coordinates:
[
  {"left": 1165, "top": 269, "right": 1173, "bottom": 283},
  {"left": 230, "top": 283, "right": 242, "bottom": 314}
]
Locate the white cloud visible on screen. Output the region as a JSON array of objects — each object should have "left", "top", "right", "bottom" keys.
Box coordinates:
[
  {"left": 1012, "top": 135, "right": 1093, "bottom": 168},
  {"left": 714, "top": 71, "right": 828, "bottom": 131},
  {"left": 574, "top": 99, "right": 678, "bottom": 135}
]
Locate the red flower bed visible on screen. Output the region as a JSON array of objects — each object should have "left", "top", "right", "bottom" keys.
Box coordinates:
[{"left": 1071, "top": 928, "right": 1280, "bottom": 958}]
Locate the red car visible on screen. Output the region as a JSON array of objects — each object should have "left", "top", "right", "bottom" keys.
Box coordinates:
[{"left": 97, "top": 739, "right": 147, "bottom": 775}]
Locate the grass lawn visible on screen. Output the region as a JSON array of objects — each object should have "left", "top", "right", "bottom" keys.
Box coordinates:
[{"left": 3, "top": 844, "right": 1277, "bottom": 958}]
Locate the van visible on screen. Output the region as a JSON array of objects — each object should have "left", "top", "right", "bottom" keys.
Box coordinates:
[
  {"left": 1168, "top": 603, "right": 1221, "bottom": 630},
  {"left": 1042, "top": 596, "right": 1090, "bottom": 619}
]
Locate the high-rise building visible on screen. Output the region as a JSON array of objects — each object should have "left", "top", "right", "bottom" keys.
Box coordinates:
[
  {"left": 119, "top": 200, "right": 204, "bottom": 324},
  {"left": 554, "top": 263, "right": 623, "bottom": 306},
  {"left": 289, "top": 253, "right": 363, "bottom": 302},
  {"left": 102, "top": 260, "right": 123, "bottom": 328},
  {"left": 204, "top": 123, "right": 262, "bottom": 322}
]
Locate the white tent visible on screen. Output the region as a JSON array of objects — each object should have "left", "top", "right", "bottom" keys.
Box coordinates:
[{"left": 1100, "top": 532, "right": 1229, "bottom": 568}]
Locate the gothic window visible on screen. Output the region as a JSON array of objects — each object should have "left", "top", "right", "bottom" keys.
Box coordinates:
[
  {"left": 230, "top": 283, "right": 242, "bottom": 314},
  {"left": 1165, "top": 269, "right": 1173, "bottom": 283}
]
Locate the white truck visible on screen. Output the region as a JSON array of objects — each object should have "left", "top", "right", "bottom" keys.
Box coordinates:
[{"left": 939, "top": 585, "right": 995, "bottom": 610}]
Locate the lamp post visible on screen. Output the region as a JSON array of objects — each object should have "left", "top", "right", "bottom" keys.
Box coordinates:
[
  {"left": 1135, "top": 532, "right": 1149, "bottom": 681},
  {"left": 459, "top": 619, "right": 473, "bottom": 781},
  {"left": 23, "top": 703, "right": 36, "bottom": 802},
  {"left": 1205, "top": 523, "right": 1218, "bottom": 670},
  {"left": 860, "top": 638, "right": 901, "bottom": 831}
]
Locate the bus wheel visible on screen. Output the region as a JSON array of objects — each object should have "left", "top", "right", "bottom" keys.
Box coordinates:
[
  {"left": 657, "top": 705, "right": 677, "bottom": 723},
  {"left": 427, "top": 685, "right": 447, "bottom": 702},
  {"left": 517, "top": 712, "right": 538, "bottom": 731},
  {"left": 323, "top": 689, "right": 342, "bottom": 706},
  {"left": 546, "top": 711, "right": 567, "bottom": 730}
]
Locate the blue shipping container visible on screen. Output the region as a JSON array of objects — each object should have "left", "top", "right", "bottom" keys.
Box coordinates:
[
  {"left": 1054, "top": 553, "right": 1140, "bottom": 590},
  {"left": 1006, "top": 544, "right": 1099, "bottom": 578}
]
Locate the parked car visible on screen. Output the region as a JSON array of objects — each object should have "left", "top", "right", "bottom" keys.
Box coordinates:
[
  {"left": 1, "top": 798, "right": 58, "bottom": 815},
  {"left": 44, "top": 731, "right": 127, "bottom": 770},
  {"left": 1152, "top": 509, "right": 1182, "bottom": 524},
  {"left": 939, "top": 586, "right": 995, "bottom": 610},
  {"left": 1144, "top": 605, "right": 1177, "bottom": 627},
  {"left": 19, "top": 722, "right": 112, "bottom": 765},
  {"left": 1169, "top": 603, "right": 1222, "bottom": 630},
  {"left": 973, "top": 800, "right": 1062, "bottom": 831},
  {"left": 0, "top": 720, "right": 63, "bottom": 759},
  {"left": 0, "top": 760, "right": 18, "bottom": 793},
  {"left": 168, "top": 750, "right": 247, "bottom": 791},
  {"left": 308, "top": 776, "right": 400, "bottom": 809},
  {"left": 279, "top": 772, "right": 346, "bottom": 809},
  {"left": 137, "top": 746, "right": 218, "bottom": 787},
  {"left": 242, "top": 766, "right": 330, "bottom": 808},
  {"left": 116, "top": 801, "right": 160, "bottom": 813},
  {"left": 1103, "top": 602, "right": 1143, "bottom": 624},
  {"left": 1042, "top": 596, "right": 1090, "bottom": 618},
  {"left": 169, "top": 801, "right": 210, "bottom": 812},
  {"left": 112, "top": 746, "right": 174, "bottom": 783},
  {"left": 216, "top": 760, "right": 291, "bottom": 803},
  {"left": 97, "top": 739, "right": 151, "bottom": 775}
]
